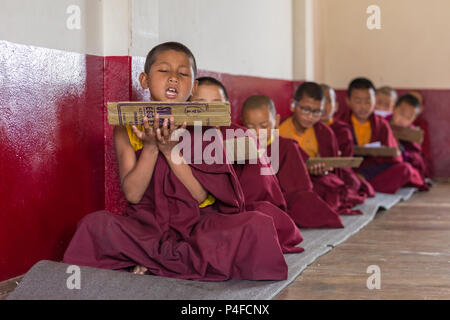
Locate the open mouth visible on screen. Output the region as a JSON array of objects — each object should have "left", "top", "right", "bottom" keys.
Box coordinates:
[{"left": 165, "top": 87, "right": 178, "bottom": 99}]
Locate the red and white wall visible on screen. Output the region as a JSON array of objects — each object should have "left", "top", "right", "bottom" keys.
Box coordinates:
[{"left": 1, "top": 0, "right": 449, "bottom": 281}]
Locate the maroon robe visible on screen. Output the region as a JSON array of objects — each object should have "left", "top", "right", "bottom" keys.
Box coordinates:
[
  {"left": 330, "top": 119, "right": 354, "bottom": 158},
  {"left": 219, "top": 124, "right": 288, "bottom": 211},
  {"left": 398, "top": 139, "right": 429, "bottom": 190},
  {"left": 329, "top": 119, "right": 375, "bottom": 199},
  {"left": 413, "top": 115, "right": 433, "bottom": 178},
  {"left": 267, "top": 136, "right": 344, "bottom": 228},
  {"left": 219, "top": 123, "right": 304, "bottom": 253},
  {"left": 341, "top": 111, "right": 426, "bottom": 194},
  {"left": 303, "top": 122, "right": 365, "bottom": 215},
  {"left": 385, "top": 116, "right": 429, "bottom": 189},
  {"left": 63, "top": 126, "right": 301, "bottom": 281}
]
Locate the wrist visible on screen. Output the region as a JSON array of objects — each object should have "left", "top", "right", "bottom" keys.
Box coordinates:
[
  {"left": 142, "top": 143, "right": 158, "bottom": 153},
  {"left": 160, "top": 147, "right": 175, "bottom": 158},
  {"left": 162, "top": 147, "right": 184, "bottom": 164}
]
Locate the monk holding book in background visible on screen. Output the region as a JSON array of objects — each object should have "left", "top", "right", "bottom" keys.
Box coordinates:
[
  {"left": 320, "top": 84, "right": 375, "bottom": 200},
  {"left": 340, "top": 78, "right": 426, "bottom": 194},
  {"left": 388, "top": 94, "right": 430, "bottom": 188},
  {"left": 241, "top": 94, "right": 343, "bottom": 228},
  {"left": 408, "top": 90, "right": 433, "bottom": 179},
  {"left": 279, "top": 82, "right": 363, "bottom": 215}
]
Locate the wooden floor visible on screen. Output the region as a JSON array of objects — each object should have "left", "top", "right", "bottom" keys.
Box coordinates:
[
  {"left": 276, "top": 183, "right": 450, "bottom": 300},
  {"left": 1, "top": 184, "right": 449, "bottom": 300},
  {"left": 0, "top": 275, "right": 23, "bottom": 300}
]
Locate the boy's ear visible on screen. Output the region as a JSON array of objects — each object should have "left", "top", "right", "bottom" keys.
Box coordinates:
[
  {"left": 139, "top": 72, "right": 149, "bottom": 89},
  {"left": 191, "top": 79, "right": 199, "bottom": 96},
  {"left": 275, "top": 114, "right": 281, "bottom": 128},
  {"left": 290, "top": 99, "right": 296, "bottom": 112}
]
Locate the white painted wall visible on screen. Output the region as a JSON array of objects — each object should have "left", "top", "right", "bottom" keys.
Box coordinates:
[
  {"left": 0, "top": 0, "right": 295, "bottom": 79},
  {"left": 292, "top": 0, "right": 306, "bottom": 81},
  {"left": 130, "top": 0, "right": 294, "bottom": 80},
  {"left": 0, "top": 0, "right": 104, "bottom": 56},
  {"left": 103, "top": 0, "right": 130, "bottom": 56}
]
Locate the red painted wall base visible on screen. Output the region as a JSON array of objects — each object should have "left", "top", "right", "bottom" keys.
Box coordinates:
[{"left": 0, "top": 41, "right": 105, "bottom": 281}]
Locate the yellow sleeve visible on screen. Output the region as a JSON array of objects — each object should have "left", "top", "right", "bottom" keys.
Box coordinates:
[
  {"left": 199, "top": 194, "right": 216, "bottom": 208},
  {"left": 125, "top": 125, "right": 144, "bottom": 151}
]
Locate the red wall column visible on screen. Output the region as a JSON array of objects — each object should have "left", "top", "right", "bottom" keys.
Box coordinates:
[{"left": 0, "top": 41, "right": 105, "bottom": 281}]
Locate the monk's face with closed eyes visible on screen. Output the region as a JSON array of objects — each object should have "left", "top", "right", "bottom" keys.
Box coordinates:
[
  {"left": 347, "top": 88, "right": 376, "bottom": 123},
  {"left": 242, "top": 105, "right": 280, "bottom": 139},
  {"left": 140, "top": 49, "right": 197, "bottom": 102}
]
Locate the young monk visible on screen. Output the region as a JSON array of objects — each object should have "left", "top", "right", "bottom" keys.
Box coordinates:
[
  {"left": 388, "top": 94, "right": 430, "bottom": 187},
  {"left": 374, "top": 86, "right": 397, "bottom": 118},
  {"left": 190, "top": 77, "right": 304, "bottom": 253},
  {"left": 189, "top": 77, "right": 286, "bottom": 211},
  {"left": 279, "top": 82, "right": 363, "bottom": 215},
  {"left": 408, "top": 90, "right": 433, "bottom": 178},
  {"left": 320, "top": 84, "right": 375, "bottom": 199},
  {"left": 63, "top": 42, "right": 298, "bottom": 281},
  {"left": 340, "top": 77, "right": 426, "bottom": 194},
  {"left": 241, "top": 95, "right": 343, "bottom": 228}
]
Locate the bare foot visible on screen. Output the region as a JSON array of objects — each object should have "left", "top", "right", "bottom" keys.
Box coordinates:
[{"left": 132, "top": 265, "right": 148, "bottom": 275}]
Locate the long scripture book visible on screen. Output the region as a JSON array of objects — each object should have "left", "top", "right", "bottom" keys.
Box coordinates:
[{"left": 107, "top": 101, "right": 231, "bottom": 127}]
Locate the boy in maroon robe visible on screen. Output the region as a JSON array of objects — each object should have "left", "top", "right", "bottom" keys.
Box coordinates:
[
  {"left": 320, "top": 84, "right": 375, "bottom": 199},
  {"left": 241, "top": 95, "right": 344, "bottom": 228},
  {"left": 63, "top": 42, "right": 302, "bottom": 281},
  {"left": 190, "top": 77, "right": 287, "bottom": 210},
  {"left": 388, "top": 94, "right": 430, "bottom": 187},
  {"left": 374, "top": 86, "right": 397, "bottom": 118},
  {"left": 408, "top": 90, "right": 433, "bottom": 178},
  {"left": 189, "top": 77, "right": 303, "bottom": 253},
  {"left": 279, "top": 82, "right": 364, "bottom": 215},
  {"left": 340, "top": 78, "right": 426, "bottom": 194}
]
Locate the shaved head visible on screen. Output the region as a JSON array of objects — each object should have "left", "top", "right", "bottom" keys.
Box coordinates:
[
  {"left": 377, "top": 86, "right": 398, "bottom": 100},
  {"left": 241, "top": 95, "right": 280, "bottom": 138},
  {"left": 241, "top": 95, "right": 276, "bottom": 121}
]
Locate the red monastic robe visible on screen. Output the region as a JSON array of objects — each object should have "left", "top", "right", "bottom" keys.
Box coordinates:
[
  {"left": 267, "top": 136, "right": 344, "bottom": 228},
  {"left": 63, "top": 126, "right": 301, "bottom": 281},
  {"left": 398, "top": 139, "right": 429, "bottom": 187},
  {"left": 219, "top": 123, "right": 304, "bottom": 253},
  {"left": 341, "top": 111, "right": 426, "bottom": 194},
  {"left": 329, "top": 119, "right": 375, "bottom": 198},
  {"left": 413, "top": 115, "right": 433, "bottom": 178},
  {"left": 385, "top": 116, "right": 430, "bottom": 187},
  {"left": 303, "top": 122, "right": 365, "bottom": 215}
]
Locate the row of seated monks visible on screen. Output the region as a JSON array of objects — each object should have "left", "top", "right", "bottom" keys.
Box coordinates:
[{"left": 62, "top": 42, "right": 431, "bottom": 282}]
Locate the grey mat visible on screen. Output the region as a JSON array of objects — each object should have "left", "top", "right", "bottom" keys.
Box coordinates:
[{"left": 8, "top": 188, "right": 417, "bottom": 300}]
